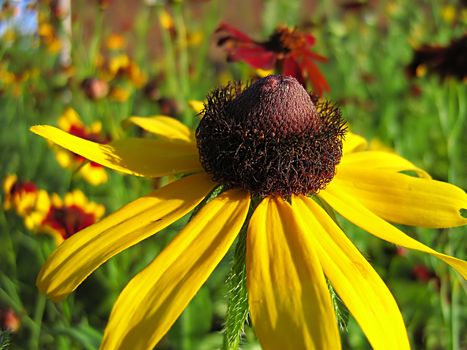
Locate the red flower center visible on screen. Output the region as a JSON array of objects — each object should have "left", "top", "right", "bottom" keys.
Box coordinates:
[{"left": 43, "top": 204, "right": 96, "bottom": 239}]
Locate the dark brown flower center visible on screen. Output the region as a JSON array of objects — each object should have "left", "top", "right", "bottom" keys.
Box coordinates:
[
  {"left": 263, "top": 27, "right": 307, "bottom": 54},
  {"left": 196, "top": 75, "right": 346, "bottom": 197}
]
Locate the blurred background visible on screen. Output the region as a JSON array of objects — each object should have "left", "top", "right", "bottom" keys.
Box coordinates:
[{"left": 0, "top": 0, "right": 466, "bottom": 349}]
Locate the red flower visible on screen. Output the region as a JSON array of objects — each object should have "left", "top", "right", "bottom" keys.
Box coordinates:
[
  {"left": 216, "top": 22, "right": 330, "bottom": 95},
  {"left": 41, "top": 190, "right": 105, "bottom": 243}
]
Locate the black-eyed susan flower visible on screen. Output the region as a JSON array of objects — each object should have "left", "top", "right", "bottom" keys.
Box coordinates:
[
  {"left": 3, "top": 174, "right": 50, "bottom": 230},
  {"left": 31, "top": 75, "right": 466, "bottom": 350},
  {"left": 39, "top": 190, "right": 105, "bottom": 244},
  {"left": 54, "top": 108, "right": 110, "bottom": 185},
  {"left": 217, "top": 23, "right": 330, "bottom": 95},
  {"left": 105, "top": 33, "right": 126, "bottom": 51}
]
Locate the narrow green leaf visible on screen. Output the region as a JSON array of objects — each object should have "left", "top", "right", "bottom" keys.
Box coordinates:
[{"left": 222, "top": 226, "right": 249, "bottom": 350}]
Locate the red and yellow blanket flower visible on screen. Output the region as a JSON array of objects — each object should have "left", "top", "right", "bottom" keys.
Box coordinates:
[
  {"left": 3, "top": 174, "right": 50, "bottom": 230},
  {"left": 31, "top": 75, "right": 466, "bottom": 350},
  {"left": 40, "top": 190, "right": 105, "bottom": 244},
  {"left": 217, "top": 23, "right": 330, "bottom": 95}
]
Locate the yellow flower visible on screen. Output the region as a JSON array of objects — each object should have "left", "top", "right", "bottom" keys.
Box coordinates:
[
  {"left": 54, "top": 108, "right": 109, "bottom": 185},
  {"left": 159, "top": 9, "right": 174, "bottom": 31},
  {"left": 39, "top": 190, "right": 105, "bottom": 245},
  {"left": 105, "top": 33, "right": 126, "bottom": 51},
  {"left": 109, "top": 86, "right": 131, "bottom": 102},
  {"left": 31, "top": 76, "right": 466, "bottom": 350},
  {"left": 441, "top": 5, "right": 456, "bottom": 24},
  {"left": 3, "top": 175, "right": 50, "bottom": 230}
]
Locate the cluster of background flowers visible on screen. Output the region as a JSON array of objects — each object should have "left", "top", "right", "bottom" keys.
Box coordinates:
[{"left": 3, "top": 174, "right": 104, "bottom": 244}]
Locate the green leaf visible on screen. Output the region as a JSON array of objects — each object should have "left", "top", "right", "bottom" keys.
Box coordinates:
[{"left": 222, "top": 226, "right": 249, "bottom": 350}]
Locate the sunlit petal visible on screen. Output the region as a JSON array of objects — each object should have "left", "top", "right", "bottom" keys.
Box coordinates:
[
  {"left": 339, "top": 151, "right": 430, "bottom": 178},
  {"left": 293, "top": 195, "right": 410, "bottom": 350},
  {"left": 343, "top": 132, "right": 367, "bottom": 154},
  {"left": 320, "top": 184, "right": 467, "bottom": 278},
  {"left": 126, "top": 115, "right": 196, "bottom": 143},
  {"left": 333, "top": 167, "right": 467, "bottom": 227},
  {"left": 37, "top": 173, "right": 216, "bottom": 301},
  {"left": 101, "top": 190, "right": 250, "bottom": 350},
  {"left": 247, "top": 197, "right": 340, "bottom": 350},
  {"left": 31, "top": 125, "right": 202, "bottom": 177}
]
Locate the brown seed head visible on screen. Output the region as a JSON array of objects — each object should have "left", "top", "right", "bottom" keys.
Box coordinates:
[{"left": 196, "top": 75, "right": 346, "bottom": 197}]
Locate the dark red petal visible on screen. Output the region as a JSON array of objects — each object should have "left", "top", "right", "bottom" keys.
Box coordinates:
[
  {"left": 229, "top": 46, "right": 276, "bottom": 69},
  {"left": 216, "top": 22, "right": 255, "bottom": 43},
  {"left": 303, "top": 48, "right": 328, "bottom": 63},
  {"left": 282, "top": 56, "right": 305, "bottom": 86},
  {"left": 304, "top": 33, "right": 316, "bottom": 46},
  {"left": 304, "top": 57, "right": 330, "bottom": 96}
]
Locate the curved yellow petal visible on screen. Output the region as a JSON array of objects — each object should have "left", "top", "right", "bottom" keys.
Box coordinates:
[
  {"left": 101, "top": 189, "right": 250, "bottom": 350},
  {"left": 126, "top": 115, "right": 196, "bottom": 143},
  {"left": 292, "top": 195, "right": 410, "bottom": 350},
  {"left": 37, "top": 173, "right": 216, "bottom": 302},
  {"left": 333, "top": 167, "right": 467, "bottom": 228},
  {"left": 31, "top": 125, "right": 202, "bottom": 177},
  {"left": 319, "top": 184, "right": 467, "bottom": 279},
  {"left": 343, "top": 132, "right": 367, "bottom": 155},
  {"left": 247, "top": 197, "right": 340, "bottom": 350},
  {"left": 340, "top": 151, "right": 430, "bottom": 178}
]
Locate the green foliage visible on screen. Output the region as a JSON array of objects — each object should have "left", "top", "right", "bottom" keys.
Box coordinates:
[{"left": 222, "top": 227, "right": 249, "bottom": 350}]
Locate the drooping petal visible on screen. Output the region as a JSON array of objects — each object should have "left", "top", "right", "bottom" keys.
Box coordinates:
[
  {"left": 247, "top": 197, "right": 340, "bottom": 350},
  {"left": 332, "top": 167, "right": 467, "bottom": 228},
  {"left": 319, "top": 184, "right": 467, "bottom": 278},
  {"left": 101, "top": 189, "right": 250, "bottom": 350},
  {"left": 31, "top": 125, "right": 202, "bottom": 177},
  {"left": 37, "top": 173, "right": 216, "bottom": 301},
  {"left": 292, "top": 195, "right": 410, "bottom": 350},
  {"left": 228, "top": 46, "right": 277, "bottom": 69},
  {"left": 216, "top": 22, "right": 255, "bottom": 43},
  {"left": 343, "top": 132, "right": 367, "bottom": 154},
  {"left": 283, "top": 56, "right": 305, "bottom": 85},
  {"left": 126, "top": 115, "right": 196, "bottom": 144},
  {"left": 339, "top": 151, "right": 430, "bottom": 178},
  {"left": 303, "top": 56, "right": 330, "bottom": 95}
]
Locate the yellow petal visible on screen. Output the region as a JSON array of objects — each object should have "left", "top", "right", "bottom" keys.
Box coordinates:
[
  {"left": 292, "top": 196, "right": 410, "bottom": 350},
  {"left": 333, "top": 167, "right": 467, "bottom": 227},
  {"left": 31, "top": 125, "right": 202, "bottom": 177},
  {"left": 126, "top": 115, "right": 196, "bottom": 144},
  {"left": 343, "top": 131, "right": 367, "bottom": 155},
  {"left": 319, "top": 184, "right": 467, "bottom": 278},
  {"left": 247, "top": 197, "right": 340, "bottom": 350},
  {"left": 188, "top": 100, "right": 205, "bottom": 115},
  {"left": 340, "top": 151, "right": 430, "bottom": 178},
  {"left": 79, "top": 162, "right": 108, "bottom": 186},
  {"left": 37, "top": 173, "right": 216, "bottom": 301},
  {"left": 101, "top": 189, "right": 250, "bottom": 350}
]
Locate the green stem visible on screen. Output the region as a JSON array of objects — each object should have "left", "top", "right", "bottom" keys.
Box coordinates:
[
  {"left": 29, "top": 294, "right": 46, "bottom": 350},
  {"left": 172, "top": 4, "right": 191, "bottom": 125}
]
